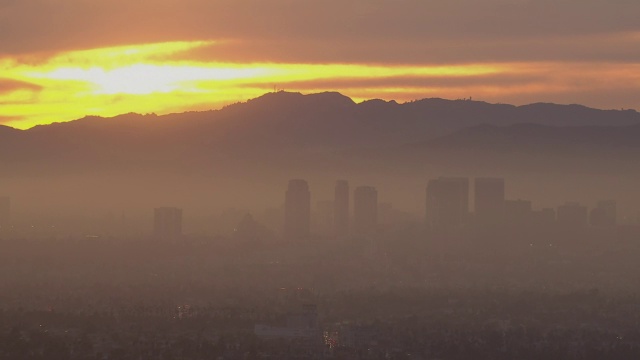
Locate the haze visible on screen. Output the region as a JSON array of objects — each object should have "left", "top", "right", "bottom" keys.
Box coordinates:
[{"left": 3, "top": 1, "right": 640, "bottom": 358}]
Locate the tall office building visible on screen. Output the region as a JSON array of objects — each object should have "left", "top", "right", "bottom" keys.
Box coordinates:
[
  {"left": 557, "top": 202, "right": 588, "bottom": 228},
  {"left": 284, "top": 179, "right": 311, "bottom": 240},
  {"left": 333, "top": 180, "right": 349, "bottom": 238},
  {"left": 153, "top": 207, "right": 183, "bottom": 239},
  {"left": 474, "top": 178, "right": 505, "bottom": 226},
  {"left": 0, "top": 197, "right": 10, "bottom": 228},
  {"left": 590, "top": 200, "right": 617, "bottom": 227},
  {"left": 353, "top": 186, "right": 378, "bottom": 237},
  {"left": 426, "top": 177, "right": 469, "bottom": 229}
]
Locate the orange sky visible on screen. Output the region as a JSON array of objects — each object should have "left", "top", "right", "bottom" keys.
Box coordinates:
[{"left": 1, "top": 0, "right": 639, "bottom": 129}]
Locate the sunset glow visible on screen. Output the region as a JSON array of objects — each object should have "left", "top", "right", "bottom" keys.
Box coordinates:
[{"left": 2, "top": 39, "right": 639, "bottom": 129}]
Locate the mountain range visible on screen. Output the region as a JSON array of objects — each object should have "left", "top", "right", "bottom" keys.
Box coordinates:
[{"left": 2, "top": 91, "right": 640, "bottom": 175}]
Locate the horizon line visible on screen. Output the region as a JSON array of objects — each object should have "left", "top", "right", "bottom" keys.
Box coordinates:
[{"left": 2, "top": 90, "right": 638, "bottom": 131}]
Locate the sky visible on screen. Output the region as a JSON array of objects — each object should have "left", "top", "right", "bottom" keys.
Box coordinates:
[{"left": 1, "top": 0, "right": 639, "bottom": 129}]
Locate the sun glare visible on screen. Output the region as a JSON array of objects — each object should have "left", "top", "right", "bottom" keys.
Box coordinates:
[{"left": 1, "top": 40, "right": 637, "bottom": 129}]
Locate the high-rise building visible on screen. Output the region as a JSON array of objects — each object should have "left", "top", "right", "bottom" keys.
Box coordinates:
[
  {"left": 0, "top": 197, "right": 10, "bottom": 228},
  {"left": 284, "top": 179, "right": 311, "bottom": 240},
  {"left": 353, "top": 186, "right": 378, "bottom": 237},
  {"left": 426, "top": 177, "right": 469, "bottom": 229},
  {"left": 333, "top": 180, "right": 349, "bottom": 238},
  {"left": 474, "top": 178, "right": 505, "bottom": 227},
  {"left": 590, "top": 200, "right": 617, "bottom": 227},
  {"left": 153, "top": 207, "right": 183, "bottom": 239},
  {"left": 557, "top": 202, "right": 588, "bottom": 228}
]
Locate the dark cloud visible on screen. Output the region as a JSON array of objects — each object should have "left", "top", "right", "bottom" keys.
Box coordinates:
[
  {"left": 1, "top": 0, "right": 639, "bottom": 65},
  {"left": 165, "top": 33, "right": 640, "bottom": 65},
  {"left": 234, "top": 73, "right": 549, "bottom": 90},
  {"left": 1, "top": 0, "right": 638, "bottom": 123},
  {"left": 0, "top": 78, "right": 43, "bottom": 94}
]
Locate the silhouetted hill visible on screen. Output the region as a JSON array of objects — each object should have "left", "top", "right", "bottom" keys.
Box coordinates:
[
  {"left": 0, "top": 125, "right": 20, "bottom": 134},
  {"left": 1, "top": 91, "right": 640, "bottom": 174},
  {"left": 239, "top": 91, "right": 356, "bottom": 110}
]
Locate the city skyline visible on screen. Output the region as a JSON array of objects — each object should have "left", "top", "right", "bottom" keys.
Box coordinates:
[
  {"left": 0, "top": 178, "right": 633, "bottom": 243},
  {"left": 2, "top": 1, "right": 640, "bottom": 357},
  {"left": 136, "top": 177, "right": 619, "bottom": 241}
]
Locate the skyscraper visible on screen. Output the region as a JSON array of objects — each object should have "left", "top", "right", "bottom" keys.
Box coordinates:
[
  {"left": 426, "top": 177, "right": 469, "bottom": 230},
  {"left": 353, "top": 186, "right": 378, "bottom": 237},
  {"left": 0, "top": 197, "right": 10, "bottom": 228},
  {"left": 153, "top": 207, "right": 183, "bottom": 239},
  {"left": 333, "top": 180, "right": 349, "bottom": 238},
  {"left": 474, "top": 178, "right": 505, "bottom": 227},
  {"left": 284, "top": 179, "right": 311, "bottom": 241}
]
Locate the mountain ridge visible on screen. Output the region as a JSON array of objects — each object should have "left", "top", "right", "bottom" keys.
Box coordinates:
[
  {"left": 3, "top": 91, "right": 638, "bottom": 132},
  {"left": 2, "top": 91, "right": 640, "bottom": 175}
]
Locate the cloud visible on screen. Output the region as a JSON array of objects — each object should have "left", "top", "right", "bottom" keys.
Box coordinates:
[
  {"left": 1, "top": 0, "right": 639, "bottom": 65},
  {"left": 0, "top": 115, "right": 25, "bottom": 125},
  {"left": 165, "top": 32, "right": 640, "bottom": 65},
  {"left": 0, "top": 78, "right": 42, "bottom": 94},
  {"left": 235, "top": 73, "right": 547, "bottom": 91},
  {"left": 1, "top": 1, "right": 639, "bottom": 127}
]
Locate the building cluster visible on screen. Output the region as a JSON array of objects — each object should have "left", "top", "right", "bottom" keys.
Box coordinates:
[
  {"left": 151, "top": 179, "right": 380, "bottom": 241},
  {"left": 278, "top": 176, "right": 618, "bottom": 242},
  {"left": 283, "top": 179, "right": 378, "bottom": 241},
  {"left": 151, "top": 176, "right": 617, "bottom": 240},
  {"left": 426, "top": 177, "right": 617, "bottom": 231},
  {"left": 1, "top": 175, "right": 619, "bottom": 240}
]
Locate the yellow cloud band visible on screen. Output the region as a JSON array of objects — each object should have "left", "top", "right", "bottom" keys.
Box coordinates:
[{"left": 1, "top": 41, "right": 638, "bottom": 129}]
